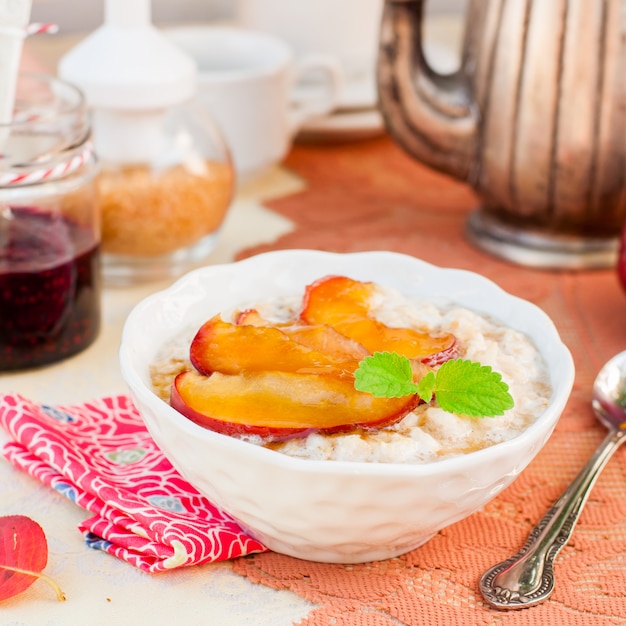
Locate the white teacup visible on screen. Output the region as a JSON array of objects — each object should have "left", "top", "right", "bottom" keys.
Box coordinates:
[
  {"left": 166, "top": 26, "right": 342, "bottom": 181},
  {"left": 234, "top": 0, "right": 384, "bottom": 81}
]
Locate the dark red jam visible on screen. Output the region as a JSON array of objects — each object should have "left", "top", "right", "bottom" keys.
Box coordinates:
[{"left": 0, "top": 206, "right": 101, "bottom": 371}]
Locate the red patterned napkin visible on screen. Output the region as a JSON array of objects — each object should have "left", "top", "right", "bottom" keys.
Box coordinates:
[{"left": 0, "top": 393, "right": 267, "bottom": 573}]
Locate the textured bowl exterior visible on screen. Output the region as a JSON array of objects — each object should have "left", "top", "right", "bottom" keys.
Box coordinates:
[{"left": 120, "top": 250, "right": 575, "bottom": 563}]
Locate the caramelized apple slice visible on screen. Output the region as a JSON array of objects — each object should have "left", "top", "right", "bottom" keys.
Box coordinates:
[
  {"left": 190, "top": 315, "right": 363, "bottom": 378},
  {"left": 301, "top": 275, "right": 457, "bottom": 365},
  {"left": 171, "top": 369, "right": 421, "bottom": 441}
]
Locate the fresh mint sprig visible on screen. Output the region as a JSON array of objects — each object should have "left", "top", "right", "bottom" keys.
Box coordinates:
[{"left": 354, "top": 352, "right": 514, "bottom": 417}]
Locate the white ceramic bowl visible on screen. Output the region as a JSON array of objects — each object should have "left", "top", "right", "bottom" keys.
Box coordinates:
[{"left": 120, "top": 250, "right": 575, "bottom": 563}]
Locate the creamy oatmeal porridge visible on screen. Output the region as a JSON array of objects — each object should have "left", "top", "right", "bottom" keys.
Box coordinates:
[{"left": 150, "top": 280, "right": 552, "bottom": 464}]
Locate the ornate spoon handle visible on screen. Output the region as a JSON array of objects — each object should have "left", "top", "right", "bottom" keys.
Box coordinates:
[{"left": 479, "top": 427, "right": 626, "bottom": 609}]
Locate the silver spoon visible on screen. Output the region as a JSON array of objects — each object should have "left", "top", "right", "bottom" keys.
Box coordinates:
[{"left": 479, "top": 350, "right": 626, "bottom": 610}]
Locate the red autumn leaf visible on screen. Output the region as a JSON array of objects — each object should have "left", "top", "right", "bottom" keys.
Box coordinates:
[{"left": 0, "top": 515, "right": 65, "bottom": 602}]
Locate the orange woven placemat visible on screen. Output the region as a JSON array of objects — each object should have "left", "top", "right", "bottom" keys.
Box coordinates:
[{"left": 234, "top": 136, "right": 626, "bottom": 625}]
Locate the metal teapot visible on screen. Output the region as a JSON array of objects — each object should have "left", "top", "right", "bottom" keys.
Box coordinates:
[{"left": 377, "top": 0, "right": 626, "bottom": 268}]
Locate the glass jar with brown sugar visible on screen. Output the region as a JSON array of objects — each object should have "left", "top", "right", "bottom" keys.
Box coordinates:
[{"left": 94, "top": 102, "right": 234, "bottom": 286}]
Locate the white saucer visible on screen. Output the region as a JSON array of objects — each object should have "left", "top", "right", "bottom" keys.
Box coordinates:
[{"left": 297, "top": 108, "right": 384, "bottom": 143}]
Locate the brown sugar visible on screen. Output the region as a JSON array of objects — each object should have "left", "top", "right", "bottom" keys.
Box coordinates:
[{"left": 97, "top": 160, "right": 234, "bottom": 256}]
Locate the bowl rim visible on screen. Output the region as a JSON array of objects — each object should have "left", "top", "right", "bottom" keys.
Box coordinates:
[{"left": 120, "top": 249, "right": 575, "bottom": 477}]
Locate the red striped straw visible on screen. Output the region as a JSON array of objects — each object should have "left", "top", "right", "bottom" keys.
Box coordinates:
[
  {"left": 0, "top": 142, "right": 94, "bottom": 186},
  {"left": 25, "top": 22, "right": 59, "bottom": 36}
]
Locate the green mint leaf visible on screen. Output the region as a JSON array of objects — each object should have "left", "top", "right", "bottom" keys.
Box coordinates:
[
  {"left": 433, "top": 359, "right": 514, "bottom": 417},
  {"left": 354, "top": 352, "right": 418, "bottom": 398},
  {"left": 416, "top": 371, "right": 436, "bottom": 403},
  {"left": 353, "top": 351, "right": 515, "bottom": 418}
]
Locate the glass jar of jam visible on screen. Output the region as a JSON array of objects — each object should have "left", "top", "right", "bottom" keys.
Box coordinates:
[{"left": 0, "top": 73, "right": 101, "bottom": 371}]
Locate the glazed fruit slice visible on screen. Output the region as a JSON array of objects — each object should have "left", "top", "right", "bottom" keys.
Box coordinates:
[
  {"left": 300, "top": 275, "right": 457, "bottom": 365},
  {"left": 234, "top": 308, "right": 269, "bottom": 326},
  {"left": 171, "top": 369, "right": 421, "bottom": 441},
  {"left": 284, "top": 324, "right": 369, "bottom": 361},
  {"left": 190, "top": 315, "right": 364, "bottom": 378},
  {"left": 236, "top": 308, "right": 369, "bottom": 362}
]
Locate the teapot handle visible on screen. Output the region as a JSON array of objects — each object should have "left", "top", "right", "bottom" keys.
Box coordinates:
[{"left": 377, "top": 0, "right": 478, "bottom": 182}]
